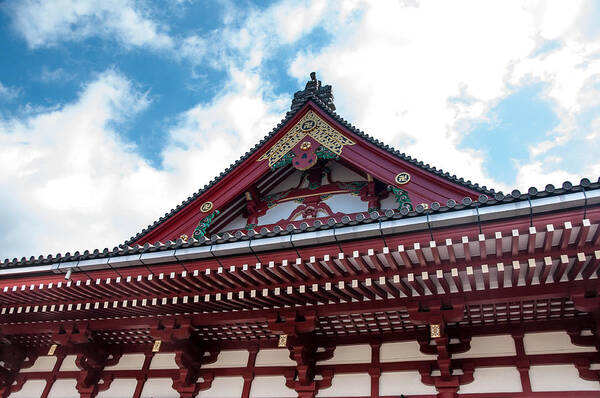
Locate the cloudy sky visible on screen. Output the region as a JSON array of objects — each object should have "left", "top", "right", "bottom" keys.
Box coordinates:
[{"left": 1, "top": 0, "right": 599, "bottom": 261}]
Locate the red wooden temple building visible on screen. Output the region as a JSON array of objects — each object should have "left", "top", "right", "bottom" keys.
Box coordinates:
[{"left": 1, "top": 73, "right": 600, "bottom": 398}]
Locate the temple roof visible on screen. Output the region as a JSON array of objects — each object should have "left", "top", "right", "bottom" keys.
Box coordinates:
[
  {"left": 1, "top": 74, "right": 599, "bottom": 270},
  {"left": 124, "top": 73, "right": 496, "bottom": 246}
]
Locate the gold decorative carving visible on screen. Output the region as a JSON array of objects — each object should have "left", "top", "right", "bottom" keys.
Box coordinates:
[
  {"left": 258, "top": 110, "right": 355, "bottom": 167},
  {"left": 395, "top": 172, "right": 411, "bottom": 185},
  {"left": 430, "top": 324, "right": 441, "bottom": 338},
  {"left": 200, "top": 201, "right": 214, "bottom": 213}
]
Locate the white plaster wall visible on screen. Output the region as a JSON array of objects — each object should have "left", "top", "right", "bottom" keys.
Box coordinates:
[
  {"left": 380, "top": 341, "right": 437, "bottom": 362},
  {"left": 97, "top": 379, "right": 138, "bottom": 398},
  {"left": 328, "top": 162, "right": 364, "bottom": 183},
  {"left": 140, "top": 378, "right": 178, "bottom": 398},
  {"left": 316, "top": 373, "right": 370, "bottom": 397},
  {"left": 255, "top": 349, "right": 295, "bottom": 366},
  {"left": 324, "top": 193, "right": 367, "bottom": 215},
  {"left": 150, "top": 353, "right": 179, "bottom": 369},
  {"left": 59, "top": 355, "right": 79, "bottom": 371},
  {"left": 258, "top": 201, "right": 299, "bottom": 225},
  {"left": 104, "top": 353, "right": 145, "bottom": 370},
  {"left": 48, "top": 379, "right": 78, "bottom": 398},
  {"left": 204, "top": 350, "right": 249, "bottom": 368},
  {"left": 319, "top": 344, "right": 371, "bottom": 365},
  {"left": 10, "top": 380, "right": 46, "bottom": 398},
  {"left": 524, "top": 331, "right": 596, "bottom": 354},
  {"left": 530, "top": 365, "right": 600, "bottom": 391},
  {"left": 218, "top": 214, "right": 248, "bottom": 232},
  {"left": 379, "top": 371, "right": 437, "bottom": 395},
  {"left": 198, "top": 376, "right": 245, "bottom": 398},
  {"left": 21, "top": 355, "right": 56, "bottom": 372},
  {"left": 250, "top": 376, "right": 296, "bottom": 398},
  {"left": 380, "top": 195, "right": 398, "bottom": 210},
  {"left": 266, "top": 170, "right": 304, "bottom": 192},
  {"left": 453, "top": 335, "right": 516, "bottom": 358},
  {"left": 459, "top": 367, "right": 522, "bottom": 393}
]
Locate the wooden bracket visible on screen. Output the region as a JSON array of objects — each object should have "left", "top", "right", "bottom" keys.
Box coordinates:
[
  {"left": 170, "top": 335, "right": 220, "bottom": 398},
  {"left": 51, "top": 322, "right": 91, "bottom": 346},
  {"left": 419, "top": 360, "right": 475, "bottom": 398},
  {"left": 268, "top": 310, "right": 336, "bottom": 398},
  {"left": 0, "top": 344, "right": 35, "bottom": 398},
  {"left": 268, "top": 309, "right": 317, "bottom": 336}
]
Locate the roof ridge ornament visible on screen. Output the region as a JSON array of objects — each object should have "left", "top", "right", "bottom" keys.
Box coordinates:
[{"left": 291, "top": 72, "right": 336, "bottom": 112}]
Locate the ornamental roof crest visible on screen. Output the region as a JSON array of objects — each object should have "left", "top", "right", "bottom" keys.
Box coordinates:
[{"left": 257, "top": 110, "right": 355, "bottom": 170}]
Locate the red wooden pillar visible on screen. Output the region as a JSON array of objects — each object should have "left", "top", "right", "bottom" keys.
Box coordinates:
[
  {"left": 241, "top": 346, "right": 258, "bottom": 398},
  {"left": 40, "top": 353, "right": 65, "bottom": 398},
  {"left": 369, "top": 340, "right": 381, "bottom": 398},
  {"left": 511, "top": 329, "right": 532, "bottom": 393},
  {"left": 132, "top": 352, "right": 153, "bottom": 398}
]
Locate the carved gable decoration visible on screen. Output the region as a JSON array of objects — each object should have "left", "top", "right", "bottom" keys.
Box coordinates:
[
  {"left": 258, "top": 110, "right": 355, "bottom": 170},
  {"left": 130, "top": 73, "right": 485, "bottom": 246}
]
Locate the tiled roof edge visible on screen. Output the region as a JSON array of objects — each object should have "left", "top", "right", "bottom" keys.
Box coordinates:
[{"left": 2, "top": 178, "right": 598, "bottom": 270}]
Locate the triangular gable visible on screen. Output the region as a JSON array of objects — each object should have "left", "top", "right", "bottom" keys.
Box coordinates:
[{"left": 130, "top": 81, "right": 491, "bottom": 246}]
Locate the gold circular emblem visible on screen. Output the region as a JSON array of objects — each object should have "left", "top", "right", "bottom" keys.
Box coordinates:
[
  {"left": 395, "top": 172, "right": 411, "bottom": 185},
  {"left": 300, "top": 141, "right": 312, "bottom": 151},
  {"left": 200, "top": 201, "right": 213, "bottom": 213},
  {"left": 419, "top": 203, "right": 429, "bottom": 209},
  {"left": 300, "top": 120, "right": 316, "bottom": 132}
]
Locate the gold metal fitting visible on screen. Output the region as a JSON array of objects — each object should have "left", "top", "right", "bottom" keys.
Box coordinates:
[
  {"left": 48, "top": 344, "right": 58, "bottom": 356},
  {"left": 395, "top": 172, "right": 411, "bottom": 185},
  {"left": 278, "top": 334, "right": 288, "bottom": 348},
  {"left": 152, "top": 339, "right": 162, "bottom": 353},
  {"left": 300, "top": 141, "right": 312, "bottom": 151},
  {"left": 200, "top": 201, "right": 214, "bottom": 213}
]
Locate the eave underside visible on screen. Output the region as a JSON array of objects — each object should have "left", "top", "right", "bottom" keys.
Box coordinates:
[{"left": 1, "top": 204, "right": 600, "bottom": 397}]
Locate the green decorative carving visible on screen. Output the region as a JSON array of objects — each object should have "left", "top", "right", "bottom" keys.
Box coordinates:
[
  {"left": 262, "top": 191, "right": 290, "bottom": 208},
  {"left": 308, "top": 181, "right": 320, "bottom": 190},
  {"left": 245, "top": 223, "right": 257, "bottom": 231},
  {"left": 389, "top": 186, "right": 413, "bottom": 211},
  {"left": 295, "top": 198, "right": 305, "bottom": 203},
  {"left": 271, "top": 152, "right": 295, "bottom": 170},
  {"left": 336, "top": 181, "right": 367, "bottom": 195},
  {"left": 368, "top": 207, "right": 380, "bottom": 213},
  {"left": 315, "top": 146, "right": 339, "bottom": 160},
  {"left": 192, "top": 210, "right": 220, "bottom": 239}
]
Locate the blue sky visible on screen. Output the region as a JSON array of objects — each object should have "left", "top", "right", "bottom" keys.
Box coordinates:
[{"left": 1, "top": 0, "right": 600, "bottom": 260}]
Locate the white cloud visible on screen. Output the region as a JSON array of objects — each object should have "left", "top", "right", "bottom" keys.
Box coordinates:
[
  {"left": 289, "top": 0, "right": 600, "bottom": 192},
  {"left": 9, "top": 0, "right": 173, "bottom": 50},
  {"left": 0, "top": 81, "right": 20, "bottom": 101},
  {"left": 161, "top": 68, "right": 288, "bottom": 204},
  {"left": 203, "top": 0, "right": 332, "bottom": 71},
  {"left": 0, "top": 68, "right": 287, "bottom": 261},
  {"left": 39, "top": 67, "right": 73, "bottom": 83},
  {"left": 0, "top": 70, "right": 163, "bottom": 260}
]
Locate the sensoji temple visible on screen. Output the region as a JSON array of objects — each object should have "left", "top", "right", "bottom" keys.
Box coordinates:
[{"left": 2, "top": 73, "right": 600, "bottom": 398}]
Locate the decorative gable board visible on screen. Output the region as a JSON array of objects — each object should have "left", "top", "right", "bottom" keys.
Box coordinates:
[{"left": 134, "top": 100, "right": 481, "bottom": 246}]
